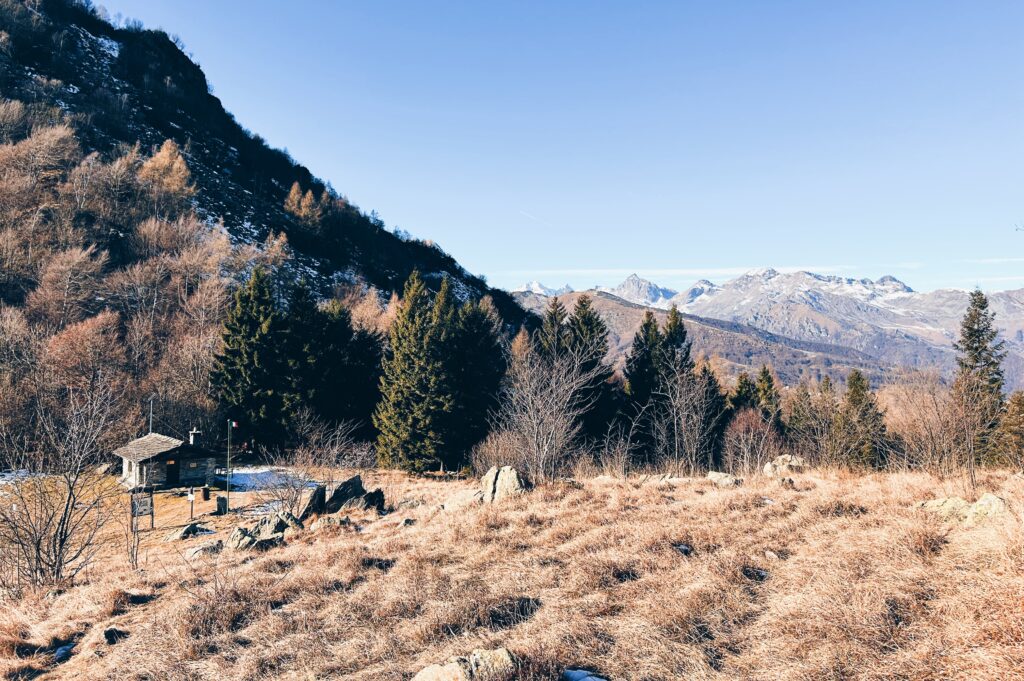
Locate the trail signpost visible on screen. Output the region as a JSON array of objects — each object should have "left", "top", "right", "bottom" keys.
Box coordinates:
[{"left": 130, "top": 488, "right": 154, "bottom": 531}]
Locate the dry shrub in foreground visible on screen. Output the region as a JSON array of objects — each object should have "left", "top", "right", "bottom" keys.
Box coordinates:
[{"left": 1, "top": 469, "right": 1022, "bottom": 680}]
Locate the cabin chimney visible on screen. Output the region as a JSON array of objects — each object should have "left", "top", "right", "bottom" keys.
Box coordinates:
[{"left": 189, "top": 428, "right": 201, "bottom": 446}]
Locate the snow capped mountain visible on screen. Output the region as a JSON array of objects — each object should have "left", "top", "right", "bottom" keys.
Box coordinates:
[
  {"left": 510, "top": 268, "right": 1024, "bottom": 388},
  {"left": 599, "top": 274, "right": 678, "bottom": 308},
  {"left": 514, "top": 281, "right": 574, "bottom": 297}
]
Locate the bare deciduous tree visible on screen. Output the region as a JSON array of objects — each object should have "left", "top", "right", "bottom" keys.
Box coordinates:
[
  {"left": 722, "top": 407, "right": 784, "bottom": 476},
  {"left": 649, "top": 367, "right": 726, "bottom": 476},
  {"left": 0, "top": 380, "right": 121, "bottom": 591}
]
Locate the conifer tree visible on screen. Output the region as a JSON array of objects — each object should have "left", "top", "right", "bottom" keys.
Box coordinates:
[
  {"left": 625, "top": 310, "right": 662, "bottom": 409},
  {"left": 755, "top": 365, "right": 783, "bottom": 426},
  {"left": 838, "top": 369, "right": 888, "bottom": 469},
  {"left": 996, "top": 391, "right": 1024, "bottom": 470},
  {"left": 660, "top": 304, "right": 693, "bottom": 373},
  {"left": 444, "top": 296, "right": 506, "bottom": 468},
  {"left": 729, "top": 372, "right": 758, "bottom": 412},
  {"left": 373, "top": 272, "right": 454, "bottom": 473},
  {"left": 284, "top": 181, "right": 303, "bottom": 216},
  {"left": 953, "top": 290, "right": 1007, "bottom": 463},
  {"left": 210, "top": 268, "right": 287, "bottom": 444},
  {"left": 537, "top": 296, "right": 569, "bottom": 361},
  {"left": 696, "top": 364, "right": 729, "bottom": 469},
  {"left": 566, "top": 295, "right": 615, "bottom": 439}
]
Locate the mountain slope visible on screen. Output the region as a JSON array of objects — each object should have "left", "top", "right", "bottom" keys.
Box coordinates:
[
  {"left": 514, "top": 290, "right": 884, "bottom": 385},
  {"left": 0, "top": 0, "right": 526, "bottom": 322}
]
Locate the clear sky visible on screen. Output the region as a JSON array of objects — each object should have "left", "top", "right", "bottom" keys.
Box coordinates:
[{"left": 101, "top": 1, "right": 1022, "bottom": 293}]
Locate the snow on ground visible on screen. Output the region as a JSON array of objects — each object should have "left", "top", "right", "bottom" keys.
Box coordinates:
[{"left": 213, "top": 466, "right": 317, "bottom": 492}]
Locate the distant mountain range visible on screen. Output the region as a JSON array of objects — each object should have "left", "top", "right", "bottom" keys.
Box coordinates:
[{"left": 514, "top": 270, "right": 1024, "bottom": 388}]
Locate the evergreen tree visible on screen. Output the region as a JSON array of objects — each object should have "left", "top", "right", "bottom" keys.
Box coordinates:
[
  {"left": 696, "top": 364, "right": 729, "bottom": 470},
  {"left": 996, "top": 391, "right": 1024, "bottom": 470},
  {"left": 838, "top": 369, "right": 888, "bottom": 469},
  {"left": 280, "top": 280, "right": 329, "bottom": 421},
  {"left": 537, "top": 296, "right": 569, "bottom": 361},
  {"left": 566, "top": 295, "right": 615, "bottom": 439},
  {"left": 729, "top": 372, "right": 758, "bottom": 412},
  {"left": 755, "top": 365, "right": 783, "bottom": 426},
  {"left": 953, "top": 289, "right": 1007, "bottom": 462},
  {"left": 445, "top": 297, "right": 506, "bottom": 468},
  {"left": 955, "top": 289, "right": 1006, "bottom": 398},
  {"left": 210, "top": 268, "right": 288, "bottom": 444},
  {"left": 625, "top": 310, "right": 662, "bottom": 410},
  {"left": 660, "top": 304, "right": 693, "bottom": 373},
  {"left": 373, "top": 272, "right": 454, "bottom": 473}
]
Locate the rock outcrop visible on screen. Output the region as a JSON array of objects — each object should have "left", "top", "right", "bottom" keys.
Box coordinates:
[
  {"left": 481, "top": 466, "right": 529, "bottom": 503},
  {"left": 412, "top": 647, "right": 517, "bottom": 681},
  {"left": 298, "top": 484, "right": 327, "bottom": 521},
  {"left": 915, "top": 493, "right": 1008, "bottom": 526},
  {"left": 163, "top": 522, "right": 211, "bottom": 542},
  {"left": 763, "top": 454, "right": 807, "bottom": 477}
]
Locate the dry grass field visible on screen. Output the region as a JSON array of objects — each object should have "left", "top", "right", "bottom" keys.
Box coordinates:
[{"left": 1, "top": 469, "right": 1023, "bottom": 680}]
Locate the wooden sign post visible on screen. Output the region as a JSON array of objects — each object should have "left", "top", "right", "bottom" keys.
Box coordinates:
[{"left": 131, "top": 488, "right": 155, "bottom": 531}]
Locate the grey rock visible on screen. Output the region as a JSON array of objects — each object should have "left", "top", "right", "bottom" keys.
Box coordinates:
[
  {"left": 298, "top": 484, "right": 327, "bottom": 521},
  {"left": 311, "top": 515, "right": 350, "bottom": 532},
  {"left": 325, "top": 475, "right": 367, "bottom": 513},
  {"left": 412, "top": 647, "right": 517, "bottom": 680},
  {"left": 163, "top": 522, "right": 210, "bottom": 542},
  {"left": 103, "top": 627, "right": 128, "bottom": 645},
  {"left": 481, "top": 466, "right": 529, "bottom": 503},
  {"left": 707, "top": 471, "right": 742, "bottom": 488},
  {"left": 53, "top": 643, "right": 74, "bottom": 663},
  {"left": 186, "top": 540, "right": 223, "bottom": 559}
]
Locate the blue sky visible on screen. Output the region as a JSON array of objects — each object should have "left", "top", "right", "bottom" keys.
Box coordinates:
[{"left": 102, "top": 1, "right": 1023, "bottom": 293}]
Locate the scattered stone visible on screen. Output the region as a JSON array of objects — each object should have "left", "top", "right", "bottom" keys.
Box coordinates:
[
  {"left": 412, "top": 647, "right": 517, "bottom": 681},
  {"left": 311, "top": 515, "right": 350, "bottom": 532},
  {"left": 251, "top": 533, "right": 284, "bottom": 551},
  {"left": 481, "top": 466, "right": 529, "bottom": 503},
  {"left": 228, "top": 526, "right": 256, "bottom": 550},
  {"left": 741, "top": 566, "right": 770, "bottom": 582},
  {"left": 761, "top": 497, "right": 776, "bottom": 506},
  {"left": 672, "top": 543, "right": 693, "bottom": 557},
  {"left": 443, "top": 489, "right": 484, "bottom": 512},
  {"left": 964, "top": 493, "right": 1009, "bottom": 525},
  {"left": 400, "top": 518, "right": 416, "bottom": 527},
  {"left": 562, "top": 670, "right": 609, "bottom": 681},
  {"left": 298, "top": 484, "right": 327, "bottom": 521},
  {"left": 764, "top": 550, "right": 780, "bottom": 561},
  {"left": 103, "top": 627, "right": 128, "bottom": 645},
  {"left": 163, "top": 522, "right": 211, "bottom": 542},
  {"left": 325, "top": 475, "right": 367, "bottom": 513},
  {"left": 185, "top": 540, "right": 223, "bottom": 560},
  {"left": 777, "top": 477, "right": 796, "bottom": 490},
  {"left": 707, "top": 471, "right": 742, "bottom": 488},
  {"left": 763, "top": 454, "right": 808, "bottom": 477},
  {"left": 397, "top": 498, "right": 423, "bottom": 510},
  {"left": 53, "top": 643, "right": 74, "bottom": 663},
  {"left": 276, "top": 511, "right": 304, "bottom": 531}
]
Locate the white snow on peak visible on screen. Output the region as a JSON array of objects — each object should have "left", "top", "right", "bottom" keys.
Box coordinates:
[{"left": 515, "top": 281, "right": 573, "bottom": 297}]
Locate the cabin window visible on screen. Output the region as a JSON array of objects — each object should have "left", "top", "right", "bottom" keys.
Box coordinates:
[
  {"left": 166, "top": 460, "right": 176, "bottom": 465},
  {"left": 189, "top": 462, "right": 198, "bottom": 469}
]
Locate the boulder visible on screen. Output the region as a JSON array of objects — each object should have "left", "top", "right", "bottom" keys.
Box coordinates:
[
  {"left": 915, "top": 494, "right": 1008, "bottom": 526},
  {"left": 252, "top": 514, "right": 289, "bottom": 539},
  {"left": 443, "top": 489, "right": 484, "bottom": 512},
  {"left": 298, "top": 484, "right": 327, "bottom": 521},
  {"left": 707, "top": 471, "right": 742, "bottom": 488},
  {"left": 481, "top": 466, "right": 529, "bottom": 503},
  {"left": 325, "top": 475, "right": 367, "bottom": 513},
  {"left": 251, "top": 533, "right": 284, "bottom": 551},
  {"left": 763, "top": 454, "right": 807, "bottom": 477},
  {"left": 412, "top": 647, "right": 517, "bottom": 681},
  {"left": 163, "top": 522, "right": 211, "bottom": 542},
  {"left": 276, "top": 511, "right": 304, "bottom": 531},
  {"left": 186, "top": 540, "right": 223, "bottom": 560},
  {"left": 228, "top": 526, "right": 256, "bottom": 550},
  {"left": 311, "top": 515, "right": 350, "bottom": 532}
]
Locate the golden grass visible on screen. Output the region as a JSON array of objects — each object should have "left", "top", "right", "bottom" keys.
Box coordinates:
[{"left": 1, "top": 469, "right": 1023, "bottom": 680}]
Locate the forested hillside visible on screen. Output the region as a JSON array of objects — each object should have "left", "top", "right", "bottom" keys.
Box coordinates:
[{"left": 0, "top": 0, "right": 527, "bottom": 451}]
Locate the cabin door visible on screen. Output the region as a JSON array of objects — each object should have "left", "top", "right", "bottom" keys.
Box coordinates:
[{"left": 165, "top": 459, "right": 180, "bottom": 487}]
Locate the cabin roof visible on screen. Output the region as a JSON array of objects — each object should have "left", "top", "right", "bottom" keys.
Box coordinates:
[{"left": 114, "top": 433, "right": 185, "bottom": 463}]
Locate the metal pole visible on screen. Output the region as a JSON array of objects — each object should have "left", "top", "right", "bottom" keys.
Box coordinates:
[
  {"left": 226, "top": 419, "right": 231, "bottom": 511},
  {"left": 148, "top": 396, "right": 154, "bottom": 434}
]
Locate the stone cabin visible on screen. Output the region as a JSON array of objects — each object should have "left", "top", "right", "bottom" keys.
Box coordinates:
[{"left": 115, "top": 432, "right": 216, "bottom": 489}]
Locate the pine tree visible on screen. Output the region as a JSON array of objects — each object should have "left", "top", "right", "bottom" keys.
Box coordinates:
[
  {"left": 729, "top": 372, "right": 758, "bottom": 412},
  {"left": 996, "top": 391, "right": 1024, "bottom": 470},
  {"left": 566, "top": 295, "right": 615, "bottom": 439},
  {"left": 696, "top": 364, "right": 729, "bottom": 470},
  {"left": 954, "top": 289, "right": 1007, "bottom": 463},
  {"left": 661, "top": 305, "right": 693, "bottom": 373},
  {"left": 210, "top": 268, "right": 288, "bottom": 444},
  {"left": 444, "top": 296, "right": 506, "bottom": 469},
  {"left": 755, "top": 365, "right": 783, "bottom": 426},
  {"left": 625, "top": 310, "right": 662, "bottom": 409},
  {"left": 279, "top": 280, "right": 328, "bottom": 422},
  {"left": 838, "top": 369, "right": 888, "bottom": 469},
  {"left": 537, "top": 296, "right": 569, "bottom": 361},
  {"left": 373, "top": 272, "right": 454, "bottom": 473}
]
